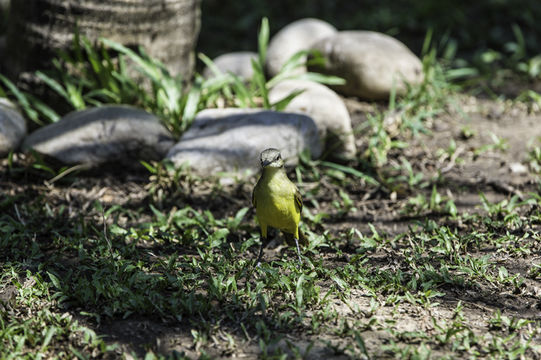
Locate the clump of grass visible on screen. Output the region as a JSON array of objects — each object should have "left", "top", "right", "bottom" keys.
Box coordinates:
[
  {"left": 0, "top": 33, "right": 202, "bottom": 136},
  {"left": 33, "top": 33, "right": 203, "bottom": 136},
  {"left": 469, "top": 25, "right": 541, "bottom": 84},
  {"left": 198, "top": 17, "right": 344, "bottom": 110},
  {"left": 0, "top": 74, "right": 59, "bottom": 126}
]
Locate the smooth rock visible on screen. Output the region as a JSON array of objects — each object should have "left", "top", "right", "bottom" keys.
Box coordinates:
[
  {"left": 308, "top": 31, "right": 424, "bottom": 99},
  {"left": 203, "top": 52, "right": 258, "bottom": 80},
  {"left": 0, "top": 101, "right": 27, "bottom": 156},
  {"left": 166, "top": 108, "right": 321, "bottom": 176},
  {"left": 266, "top": 18, "right": 337, "bottom": 77},
  {"left": 269, "top": 80, "right": 356, "bottom": 159},
  {"left": 23, "top": 105, "right": 174, "bottom": 165}
]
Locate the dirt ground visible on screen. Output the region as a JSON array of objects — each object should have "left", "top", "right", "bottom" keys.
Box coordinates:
[
  {"left": 2, "top": 93, "right": 541, "bottom": 359},
  {"left": 344, "top": 95, "right": 541, "bottom": 231}
]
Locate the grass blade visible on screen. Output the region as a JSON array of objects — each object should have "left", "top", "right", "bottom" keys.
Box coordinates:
[
  {"left": 257, "top": 17, "right": 270, "bottom": 66},
  {"left": 320, "top": 161, "right": 380, "bottom": 186},
  {"left": 271, "top": 89, "right": 304, "bottom": 111}
]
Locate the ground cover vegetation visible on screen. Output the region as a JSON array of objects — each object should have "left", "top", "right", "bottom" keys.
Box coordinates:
[{"left": 1, "top": 1, "right": 541, "bottom": 358}]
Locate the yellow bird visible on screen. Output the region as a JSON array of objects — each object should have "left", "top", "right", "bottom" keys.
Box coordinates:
[{"left": 252, "top": 148, "right": 304, "bottom": 265}]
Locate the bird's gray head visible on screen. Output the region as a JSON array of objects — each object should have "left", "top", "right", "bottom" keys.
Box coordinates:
[{"left": 260, "top": 148, "right": 284, "bottom": 168}]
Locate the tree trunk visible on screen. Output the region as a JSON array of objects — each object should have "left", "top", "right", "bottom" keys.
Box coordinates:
[{"left": 4, "top": 0, "right": 201, "bottom": 81}]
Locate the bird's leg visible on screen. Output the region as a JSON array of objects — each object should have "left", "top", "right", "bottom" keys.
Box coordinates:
[
  {"left": 294, "top": 237, "right": 303, "bottom": 266},
  {"left": 255, "top": 238, "right": 266, "bottom": 267},
  {"left": 255, "top": 224, "right": 268, "bottom": 267}
]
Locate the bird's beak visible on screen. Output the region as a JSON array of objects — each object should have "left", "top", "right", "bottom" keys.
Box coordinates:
[{"left": 261, "top": 160, "right": 271, "bottom": 168}]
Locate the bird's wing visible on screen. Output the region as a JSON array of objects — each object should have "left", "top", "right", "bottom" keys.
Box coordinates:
[{"left": 294, "top": 186, "right": 303, "bottom": 212}]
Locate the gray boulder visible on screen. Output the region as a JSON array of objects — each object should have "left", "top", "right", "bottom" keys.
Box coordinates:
[
  {"left": 308, "top": 31, "right": 424, "bottom": 100},
  {"left": 23, "top": 105, "right": 174, "bottom": 165},
  {"left": 266, "top": 18, "right": 337, "bottom": 78},
  {"left": 166, "top": 108, "right": 321, "bottom": 176},
  {"left": 203, "top": 52, "right": 258, "bottom": 80},
  {"left": 0, "top": 100, "right": 27, "bottom": 156},
  {"left": 269, "top": 80, "right": 356, "bottom": 159}
]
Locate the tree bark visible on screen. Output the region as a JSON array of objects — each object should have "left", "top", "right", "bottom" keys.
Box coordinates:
[{"left": 4, "top": 0, "right": 201, "bottom": 81}]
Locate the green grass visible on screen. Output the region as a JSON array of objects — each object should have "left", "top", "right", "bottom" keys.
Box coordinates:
[
  {"left": 1, "top": 170, "right": 540, "bottom": 358},
  {"left": 2, "top": 81, "right": 541, "bottom": 357}
]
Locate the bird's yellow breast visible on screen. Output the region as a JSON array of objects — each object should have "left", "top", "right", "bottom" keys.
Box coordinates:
[{"left": 253, "top": 168, "right": 300, "bottom": 233}]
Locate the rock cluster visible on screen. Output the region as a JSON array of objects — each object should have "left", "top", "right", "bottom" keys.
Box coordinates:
[{"left": 2, "top": 18, "right": 425, "bottom": 177}]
